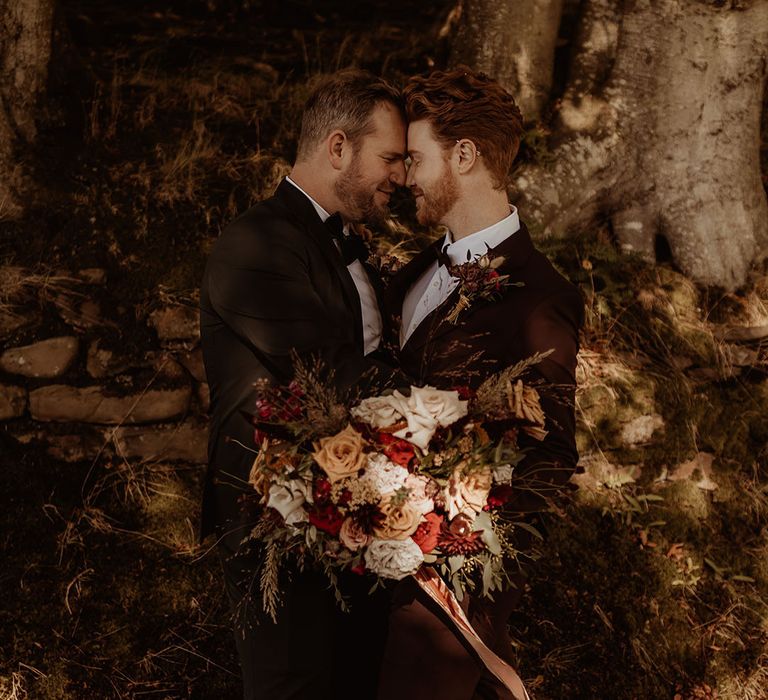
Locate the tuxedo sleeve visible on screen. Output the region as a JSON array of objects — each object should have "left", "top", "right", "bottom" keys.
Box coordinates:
[
  {"left": 504, "top": 288, "right": 584, "bottom": 516},
  {"left": 205, "top": 220, "right": 368, "bottom": 390}
]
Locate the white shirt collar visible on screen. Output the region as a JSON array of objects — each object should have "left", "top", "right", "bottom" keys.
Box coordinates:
[
  {"left": 441, "top": 206, "right": 520, "bottom": 265},
  {"left": 286, "top": 176, "right": 331, "bottom": 223}
]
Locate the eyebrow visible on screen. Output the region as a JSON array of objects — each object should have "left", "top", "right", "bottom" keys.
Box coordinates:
[
  {"left": 407, "top": 149, "right": 421, "bottom": 158},
  {"left": 382, "top": 151, "right": 406, "bottom": 160}
]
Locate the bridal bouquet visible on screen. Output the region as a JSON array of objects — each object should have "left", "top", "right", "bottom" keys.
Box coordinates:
[{"left": 243, "top": 354, "right": 551, "bottom": 620}]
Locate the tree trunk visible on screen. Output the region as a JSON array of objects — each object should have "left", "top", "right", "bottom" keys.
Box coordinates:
[
  {"left": 450, "top": 0, "right": 564, "bottom": 121},
  {"left": 0, "top": 0, "right": 55, "bottom": 220},
  {"left": 456, "top": 0, "right": 768, "bottom": 290}
]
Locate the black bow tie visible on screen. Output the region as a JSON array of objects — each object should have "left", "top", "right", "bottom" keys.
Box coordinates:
[
  {"left": 325, "top": 212, "right": 345, "bottom": 239},
  {"left": 436, "top": 245, "right": 452, "bottom": 269},
  {"left": 325, "top": 213, "right": 367, "bottom": 265}
]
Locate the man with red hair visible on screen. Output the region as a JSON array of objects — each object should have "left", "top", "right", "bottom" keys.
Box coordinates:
[{"left": 378, "top": 67, "right": 584, "bottom": 699}]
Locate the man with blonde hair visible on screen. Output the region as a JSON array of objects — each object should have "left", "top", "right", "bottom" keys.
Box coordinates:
[{"left": 201, "top": 69, "right": 406, "bottom": 700}]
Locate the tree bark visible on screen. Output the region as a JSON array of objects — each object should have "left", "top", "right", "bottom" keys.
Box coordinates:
[
  {"left": 456, "top": 0, "right": 768, "bottom": 290},
  {"left": 0, "top": 0, "right": 55, "bottom": 219},
  {"left": 450, "top": 0, "right": 564, "bottom": 122}
]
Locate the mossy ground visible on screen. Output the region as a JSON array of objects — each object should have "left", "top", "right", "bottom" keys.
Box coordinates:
[{"left": 2, "top": 1, "right": 768, "bottom": 698}]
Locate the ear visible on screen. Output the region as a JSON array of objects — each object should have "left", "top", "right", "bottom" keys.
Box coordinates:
[
  {"left": 455, "top": 139, "right": 479, "bottom": 175},
  {"left": 327, "top": 130, "right": 348, "bottom": 171}
]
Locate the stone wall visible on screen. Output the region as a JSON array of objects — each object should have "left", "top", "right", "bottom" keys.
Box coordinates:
[{"left": 0, "top": 267, "right": 208, "bottom": 465}]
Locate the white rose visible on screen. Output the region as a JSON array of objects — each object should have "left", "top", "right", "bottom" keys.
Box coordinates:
[
  {"left": 360, "top": 453, "right": 409, "bottom": 497},
  {"left": 404, "top": 474, "right": 435, "bottom": 515},
  {"left": 267, "top": 477, "right": 312, "bottom": 526},
  {"left": 350, "top": 395, "right": 404, "bottom": 429},
  {"left": 445, "top": 465, "right": 492, "bottom": 521},
  {"left": 390, "top": 386, "right": 468, "bottom": 451},
  {"left": 365, "top": 538, "right": 425, "bottom": 580},
  {"left": 409, "top": 386, "right": 468, "bottom": 428},
  {"left": 392, "top": 410, "right": 439, "bottom": 452},
  {"left": 493, "top": 464, "right": 513, "bottom": 484}
]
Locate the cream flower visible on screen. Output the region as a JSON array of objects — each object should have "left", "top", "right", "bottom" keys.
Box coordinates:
[
  {"left": 350, "top": 395, "right": 403, "bottom": 429},
  {"left": 392, "top": 410, "right": 438, "bottom": 452},
  {"left": 313, "top": 424, "right": 367, "bottom": 483},
  {"left": 360, "top": 453, "right": 409, "bottom": 497},
  {"left": 339, "top": 518, "right": 371, "bottom": 551},
  {"left": 373, "top": 494, "right": 423, "bottom": 540},
  {"left": 445, "top": 464, "right": 493, "bottom": 520},
  {"left": 365, "top": 538, "right": 424, "bottom": 580},
  {"left": 267, "top": 477, "right": 313, "bottom": 526},
  {"left": 404, "top": 474, "right": 435, "bottom": 515},
  {"left": 410, "top": 386, "right": 468, "bottom": 427},
  {"left": 390, "top": 386, "right": 468, "bottom": 451},
  {"left": 493, "top": 463, "right": 514, "bottom": 484}
]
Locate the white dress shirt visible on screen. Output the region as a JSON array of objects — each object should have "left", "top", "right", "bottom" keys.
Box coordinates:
[
  {"left": 285, "top": 177, "right": 383, "bottom": 355},
  {"left": 400, "top": 207, "right": 520, "bottom": 347}
]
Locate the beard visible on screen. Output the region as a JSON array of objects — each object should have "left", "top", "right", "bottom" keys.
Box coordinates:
[
  {"left": 414, "top": 161, "right": 458, "bottom": 227},
  {"left": 334, "top": 153, "right": 390, "bottom": 225}
]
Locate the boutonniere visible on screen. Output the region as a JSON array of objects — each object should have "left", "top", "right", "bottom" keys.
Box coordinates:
[
  {"left": 445, "top": 253, "right": 520, "bottom": 324},
  {"left": 351, "top": 223, "right": 407, "bottom": 279}
]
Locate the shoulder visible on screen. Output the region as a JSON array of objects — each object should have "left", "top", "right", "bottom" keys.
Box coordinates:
[
  {"left": 505, "top": 248, "right": 584, "bottom": 329},
  {"left": 210, "top": 194, "right": 309, "bottom": 264}
]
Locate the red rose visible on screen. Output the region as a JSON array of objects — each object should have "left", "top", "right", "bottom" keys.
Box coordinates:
[
  {"left": 255, "top": 398, "right": 273, "bottom": 420},
  {"left": 308, "top": 504, "right": 344, "bottom": 536},
  {"left": 278, "top": 394, "right": 303, "bottom": 421},
  {"left": 378, "top": 432, "right": 416, "bottom": 469},
  {"left": 485, "top": 484, "right": 514, "bottom": 509},
  {"left": 452, "top": 385, "right": 476, "bottom": 401},
  {"left": 411, "top": 512, "right": 444, "bottom": 553},
  {"left": 313, "top": 476, "right": 332, "bottom": 504},
  {"left": 350, "top": 562, "right": 367, "bottom": 576}
]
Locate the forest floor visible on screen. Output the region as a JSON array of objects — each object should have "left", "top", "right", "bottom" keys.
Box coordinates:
[{"left": 2, "top": 1, "right": 768, "bottom": 699}]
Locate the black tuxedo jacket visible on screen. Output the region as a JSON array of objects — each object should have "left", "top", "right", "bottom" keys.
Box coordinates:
[
  {"left": 199, "top": 179, "right": 388, "bottom": 540},
  {"left": 387, "top": 222, "right": 584, "bottom": 520}
]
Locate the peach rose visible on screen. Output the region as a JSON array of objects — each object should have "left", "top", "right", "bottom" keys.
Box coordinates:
[
  {"left": 445, "top": 464, "right": 493, "bottom": 520},
  {"left": 313, "top": 424, "right": 367, "bottom": 483},
  {"left": 373, "top": 494, "right": 422, "bottom": 540},
  {"left": 339, "top": 517, "right": 371, "bottom": 551}
]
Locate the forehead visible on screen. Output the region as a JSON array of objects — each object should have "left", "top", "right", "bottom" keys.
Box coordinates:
[
  {"left": 407, "top": 119, "right": 441, "bottom": 151},
  {"left": 365, "top": 101, "right": 406, "bottom": 146}
]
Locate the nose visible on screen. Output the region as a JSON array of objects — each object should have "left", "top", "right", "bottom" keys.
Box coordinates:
[
  {"left": 405, "top": 163, "right": 415, "bottom": 188},
  {"left": 390, "top": 160, "right": 406, "bottom": 187}
]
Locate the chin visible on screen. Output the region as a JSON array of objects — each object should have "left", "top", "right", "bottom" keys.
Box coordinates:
[{"left": 415, "top": 210, "right": 433, "bottom": 227}]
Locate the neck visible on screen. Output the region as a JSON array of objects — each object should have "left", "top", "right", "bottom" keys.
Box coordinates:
[
  {"left": 290, "top": 162, "right": 341, "bottom": 215},
  {"left": 443, "top": 186, "right": 510, "bottom": 241}
]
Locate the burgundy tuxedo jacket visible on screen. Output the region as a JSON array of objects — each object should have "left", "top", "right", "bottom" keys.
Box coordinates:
[{"left": 387, "top": 222, "right": 584, "bottom": 521}]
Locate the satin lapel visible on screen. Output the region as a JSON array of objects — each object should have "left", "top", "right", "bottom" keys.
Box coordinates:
[
  {"left": 274, "top": 179, "right": 364, "bottom": 350},
  {"left": 402, "top": 222, "right": 537, "bottom": 353}
]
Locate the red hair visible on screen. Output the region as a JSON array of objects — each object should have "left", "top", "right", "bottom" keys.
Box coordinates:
[{"left": 404, "top": 66, "right": 524, "bottom": 188}]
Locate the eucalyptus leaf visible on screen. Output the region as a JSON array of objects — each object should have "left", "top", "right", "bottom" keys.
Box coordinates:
[
  {"left": 448, "top": 555, "right": 466, "bottom": 576},
  {"left": 482, "top": 559, "right": 496, "bottom": 596},
  {"left": 475, "top": 512, "right": 502, "bottom": 555},
  {"left": 452, "top": 574, "right": 465, "bottom": 601},
  {"left": 514, "top": 521, "right": 544, "bottom": 540}
]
